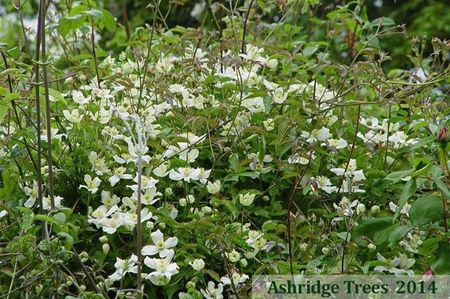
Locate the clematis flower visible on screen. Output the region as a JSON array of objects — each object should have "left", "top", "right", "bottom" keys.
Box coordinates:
[
  {"left": 63, "top": 109, "right": 83, "bottom": 123},
  {"left": 142, "top": 229, "right": 178, "bottom": 257},
  {"left": 189, "top": 258, "right": 205, "bottom": 271},
  {"left": 206, "top": 180, "right": 221, "bottom": 194},
  {"left": 374, "top": 253, "right": 415, "bottom": 276},
  {"left": 109, "top": 166, "right": 133, "bottom": 186},
  {"left": 72, "top": 90, "right": 90, "bottom": 105},
  {"left": 201, "top": 281, "right": 224, "bottom": 299},
  {"left": 79, "top": 174, "right": 101, "bottom": 193},
  {"left": 169, "top": 167, "right": 200, "bottom": 182},
  {"left": 128, "top": 175, "right": 158, "bottom": 192},
  {"left": 139, "top": 187, "right": 161, "bottom": 205},
  {"left": 0, "top": 210, "right": 8, "bottom": 219},
  {"left": 108, "top": 254, "right": 138, "bottom": 282},
  {"left": 42, "top": 195, "right": 63, "bottom": 210},
  {"left": 143, "top": 250, "right": 179, "bottom": 285}
]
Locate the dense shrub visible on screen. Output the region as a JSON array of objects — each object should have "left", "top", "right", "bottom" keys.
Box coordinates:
[{"left": 0, "top": 0, "right": 449, "bottom": 298}]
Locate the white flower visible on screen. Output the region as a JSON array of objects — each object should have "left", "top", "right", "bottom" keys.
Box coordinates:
[
  {"left": 239, "top": 193, "right": 256, "bottom": 206},
  {"left": 189, "top": 258, "right": 205, "bottom": 271},
  {"left": 72, "top": 90, "right": 90, "bottom": 105},
  {"left": 128, "top": 175, "right": 159, "bottom": 192},
  {"left": 79, "top": 174, "right": 101, "bottom": 193},
  {"left": 169, "top": 167, "right": 200, "bottom": 182},
  {"left": 0, "top": 210, "right": 8, "bottom": 219},
  {"left": 143, "top": 250, "right": 179, "bottom": 285},
  {"left": 311, "top": 176, "right": 338, "bottom": 194},
  {"left": 263, "top": 118, "right": 275, "bottom": 131},
  {"left": 153, "top": 164, "right": 169, "bottom": 177},
  {"left": 374, "top": 253, "right": 415, "bottom": 276},
  {"left": 241, "top": 97, "right": 265, "bottom": 113},
  {"left": 141, "top": 187, "right": 161, "bottom": 205},
  {"left": 327, "top": 138, "right": 348, "bottom": 149},
  {"left": 169, "top": 84, "right": 190, "bottom": 100},
  {"left": 220, "top": 271, "right": 249, "bottom": 286},
  {"left": 356, "top": 203, "right": 366, "bottom": 215},
  {"left": 88, "top": 205, "right": 118, "bottom": 227},
  {"left": 108, "top": 254, "right": 138, "bottom": 282},
  {"left": 302, "top": 127, "right": 332, "bottom": 143},
  {"left": 42, "top": 195, "right": 63, "bottom": 210},
  {"left": 101, "top": 191, "right": 120, "bottom": 208},
  {"left": 177, "top": 142, "right": 199, "bottom": 163},
  {"left": 197, "top": 168, "right": 211, "bottom": 184},
  {"left": 201, "top": 281, "right": 224, "bottom": 299},
  {"left": 227, "top": 250, "right": 241, "bottom": 263},
  {"left": 142, "top": 229, "right": 178, "bottom": 257},
  {"left": 333, "top": 197, "right": 359, "bottom": 218},
  {"left": 389, "top": 201, "right": 411, "bottom": 217},
  {"left": 63, "top": 109, "right": 83, "bottom": 123},
  {"left": 109, "top": 167, "right": 133, "bottom": 186},
  {"left": 272, "top": 87, "right": 287, "bottom": 104},
  {"left": 206, "top": 180, "right": 221, "bottom": 194}
]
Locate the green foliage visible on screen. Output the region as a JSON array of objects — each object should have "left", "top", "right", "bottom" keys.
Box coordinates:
[{"left": 0, "top": 0, "right": 449, "bottom": 298}]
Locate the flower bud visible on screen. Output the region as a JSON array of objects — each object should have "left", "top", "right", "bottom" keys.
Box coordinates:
[
  {"left": 356, "top": 203, "right": 366, "bottom": 215},
  {"left": 179, "top": 197, "right": 187, "bottom": 207},
  {"left": 189, "top": 258, "right": 205, "bottom": 271},
  {"left": 437, "top": 127, "right": 449, "bottom": 145},
  {"left": 367, "top": 243, "right": 376, "bottom": 251},
  {"left": 102, "top": 243, "right": 110, "bottom": 254},
  {"left": 371, "top": 205, "right": 380, "bottom": 215},
  {"left": 165, "top": 187, "right": 173, "bottom": 196},
  {"left": 79, "top": 251, "right": 89, "bottom": 263},
  {"left": 186, "top": 281, "right": 196, "bottom": 289},
  {"left": 99, "top": 236, "right": 108, "bottom": 243},
  {"left": 422, "top": 269, "right": 434, "bottom": 282}
]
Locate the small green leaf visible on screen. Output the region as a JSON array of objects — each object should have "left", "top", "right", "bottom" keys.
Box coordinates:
[
  {"left": 58, "top": 15, "right": 86, "bottom": 37},
  {"left": 388, "top": 225, "right": 413, "bottom": 247},
  {"left": 385, "top": 169, "right": 414, "bottom": 182},
  {"left": 431, "top": 242, "right": 450, "bottom": 274},
  {"left": 0, "top": 102, "right": 10, "bottom": 123},
  {"left": 394, "top": 179, "right": 416, "bottom": 221},
  {"left": 409, "top": 195, "right": 443, "bottom": 226},
  {"left": 434, "top": 178, "right": 450, "bottom": 199}
]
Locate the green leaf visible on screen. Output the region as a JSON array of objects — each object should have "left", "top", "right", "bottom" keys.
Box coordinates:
[
  {"left": 394, "top": 179, "right": 416, "bottom": 221},
  {"left": 53, "top": 212, "right": 67, "bottom": 225},
  {"left": 434, "top": 178, "right": 450, "bottom": 199},
  {"left": 418, "top": 238, "right": 440, "bottom": 256},
  {"left": 101, "top": 9, "right": 116, "bottom": 33},
  {"left": 388, "top": 225, "right": 413, "bottom": 247},
  {"left": 385, "top": 169, "right": 414, "bottom": 183},
  {"left": 0, "top": 102, "right": 9, "bottom": 123},
  {"left": 431, "top": 242, "right": 450, "bottom": 274},
  {"left": 34, "top": 214, "right": 59, "bottom": 225},
  {"left": 353, "top": 217, "right": 393, "bottom": 236},
  {"left": 83, "top": 9, "right": 103, "bottom": 20},
  {"left": 373, "top": 225, "right": 396, "bottom": 246},
  {"left": 210, "top": 198, "right": 238, "bottom": 219},
  {"left": 58, "top": 15, "right": 86, "bottom": 37},
  {"left": 409, "top": 195, "right": 443, "bottom": 226},
  {"left": 4, "top": 92, "right": 20, "bottom": 101},
  {"left": 303, "top": 46, "right": 319, "bottom": 56}
]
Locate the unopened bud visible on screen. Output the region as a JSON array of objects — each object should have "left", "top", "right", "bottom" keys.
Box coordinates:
[
  {"left": 437, "top": 127, "right": 449, "bottom": 145},
  {"left": 102, "top": 243, "right": 110, "bottom": 254}
]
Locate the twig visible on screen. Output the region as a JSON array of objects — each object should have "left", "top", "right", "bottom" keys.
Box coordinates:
[
  {"left": 40, "top": 0, "right": 56, "bottom": 210},
  {"left": 241, "top": 0, "right": 255, "bottom": 54}
]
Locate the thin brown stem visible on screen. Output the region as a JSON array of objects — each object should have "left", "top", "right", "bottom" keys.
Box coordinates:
[
  {"left": 35, "top": 0, "right": 45, "bottom": 239},
  {"left": 241, "top": 0, "right": 255, "bottom": 54},
  {"left": 40, "top": 0, "right": 55, "bottom": 210}
]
